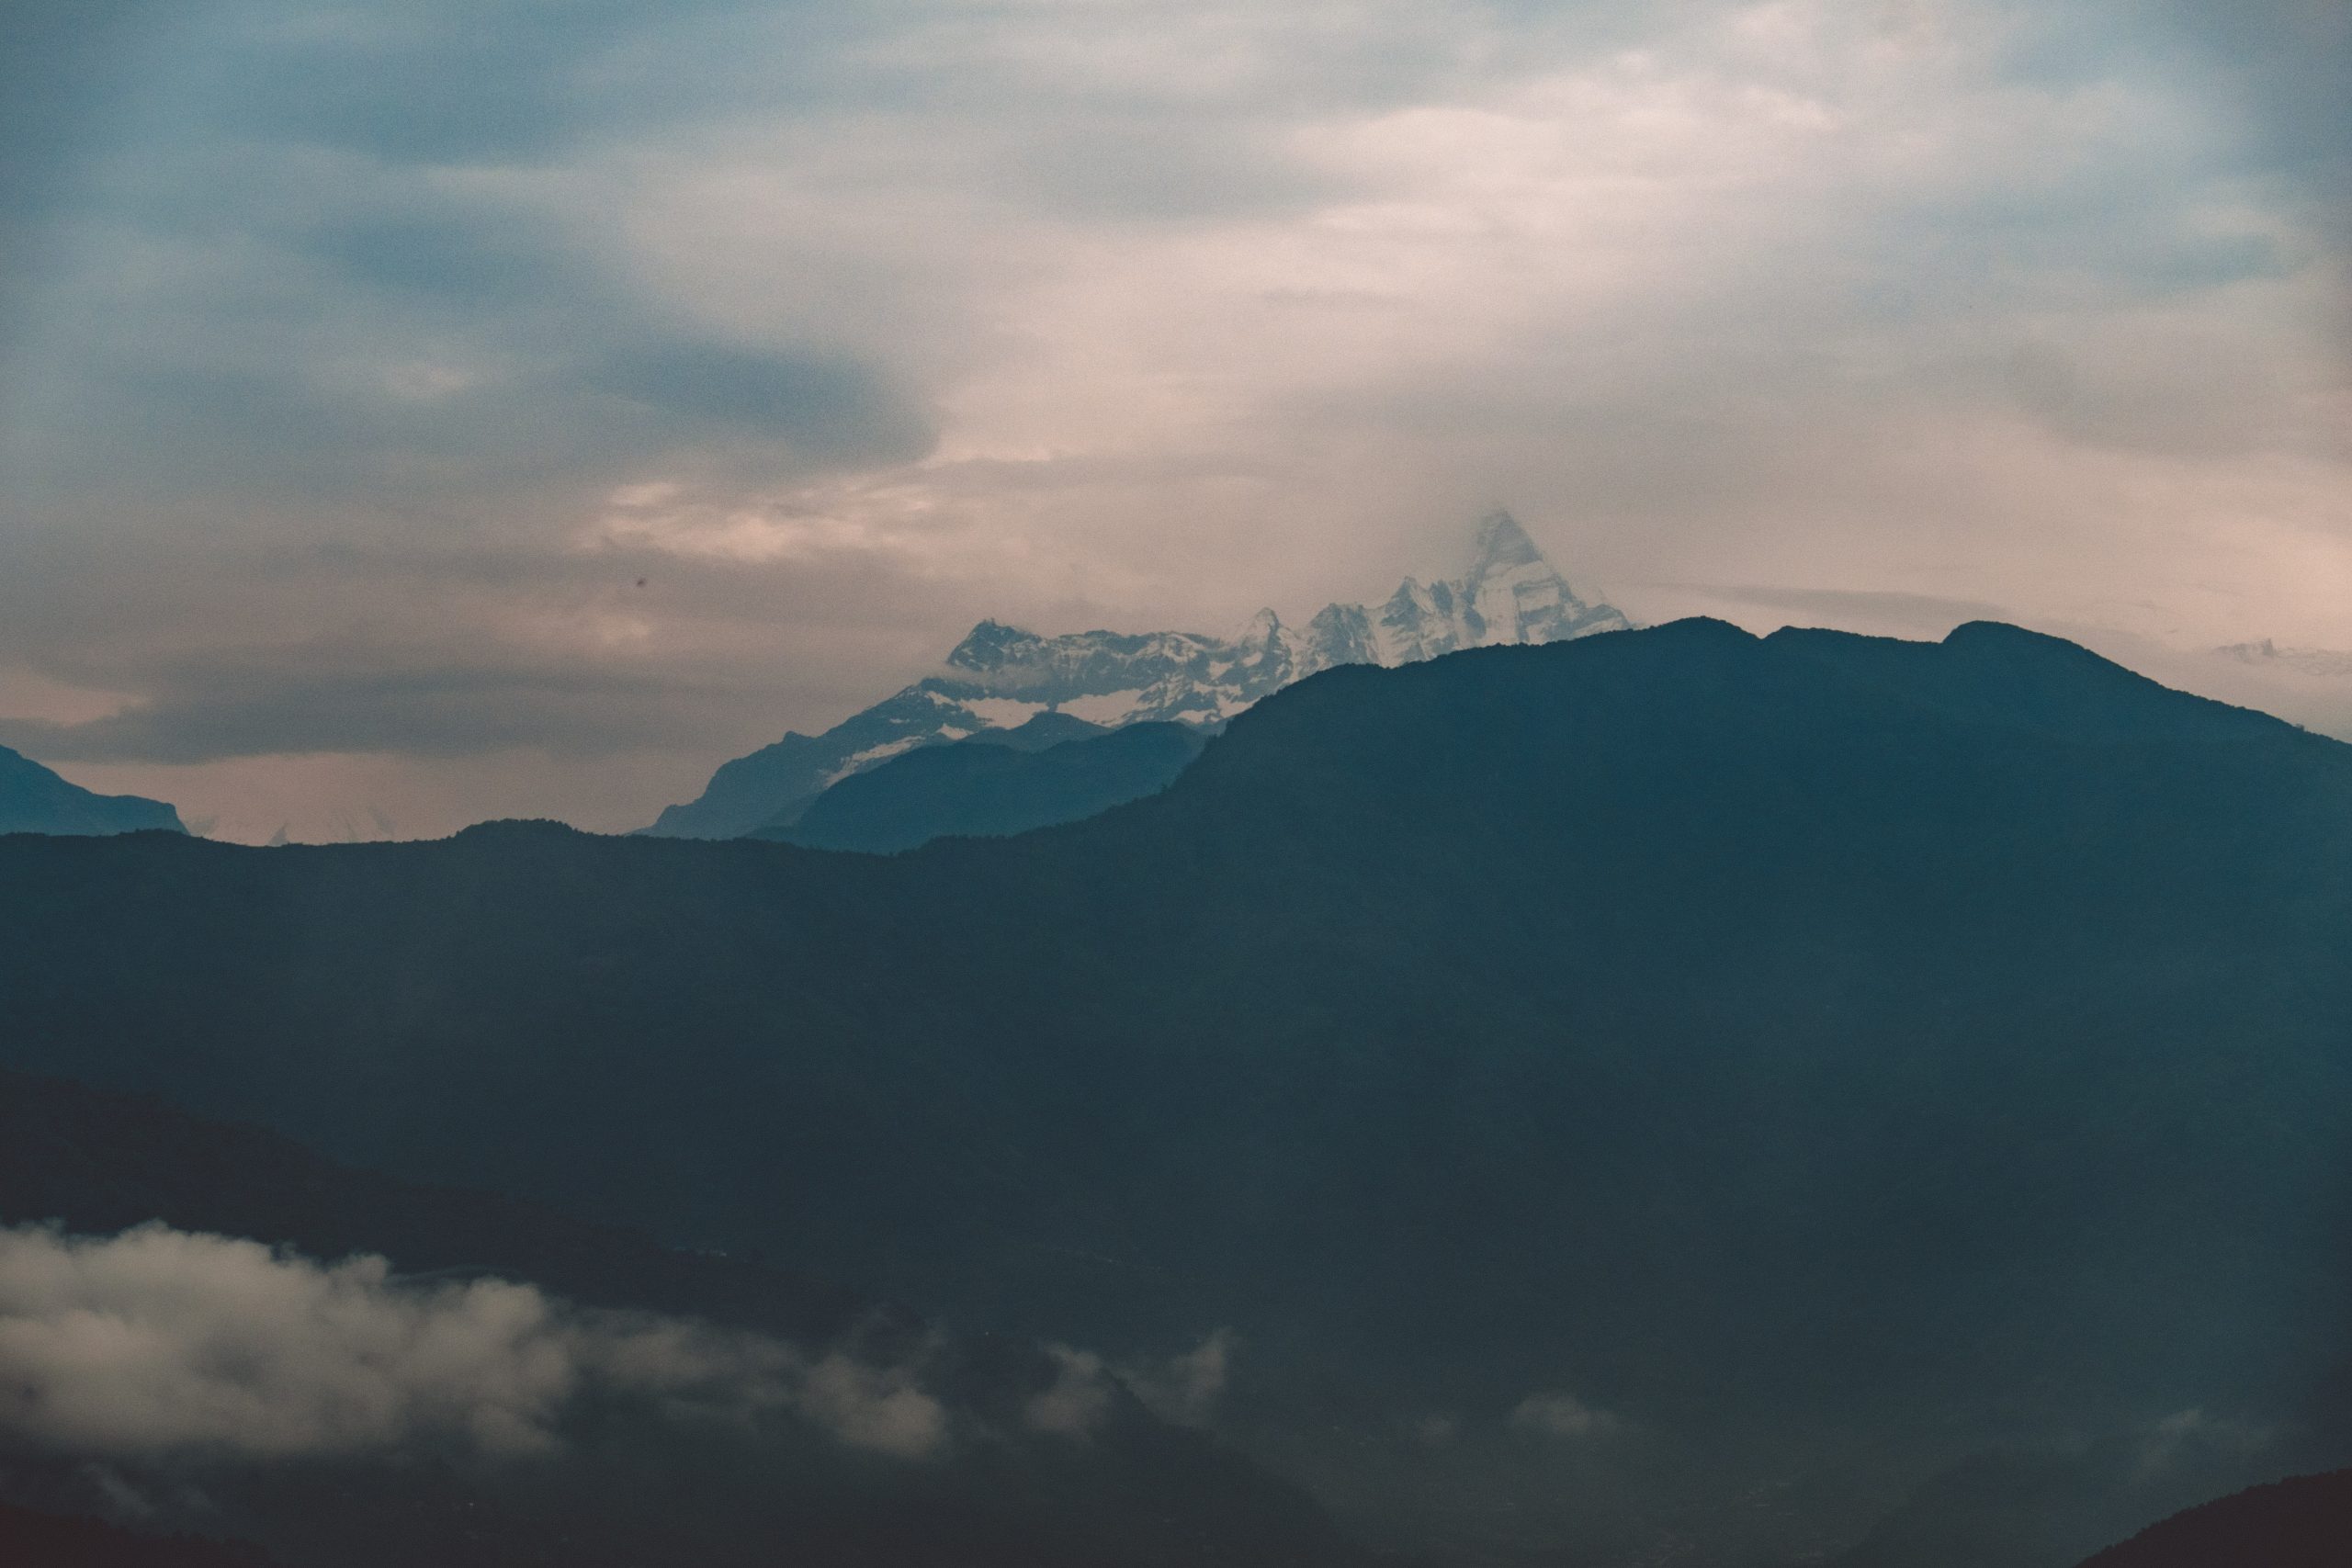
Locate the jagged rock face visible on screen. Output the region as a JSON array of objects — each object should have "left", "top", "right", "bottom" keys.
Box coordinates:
[{"left": 645, "top": 513, "right": 1629, "bottom": 838}]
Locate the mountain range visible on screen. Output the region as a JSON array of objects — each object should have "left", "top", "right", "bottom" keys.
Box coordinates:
[
  {"left": 645, "top": 510, "right": 1629, "bottom": 839},
  {"left": 0, "top": 743, "right": 183, "bottom": 837},
  {"left": 5, "top": 617, "right": 2347, "bottom": 1564}
]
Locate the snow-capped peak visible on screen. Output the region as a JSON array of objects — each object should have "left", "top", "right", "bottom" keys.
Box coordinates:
[
  {"left": 1464, "top": 510, "right": 1544, "bottom": 579},
  {"left": 647, "top": 514, "right": 1633, "bottom": 837},
  {"left": 945, "top": 618, "right": 1037, "bottom": 672}
]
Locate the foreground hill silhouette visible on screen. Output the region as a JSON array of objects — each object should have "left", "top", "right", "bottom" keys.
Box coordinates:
[{"left": 4, "top": 618, "right": 2349, "bottom": 1564}]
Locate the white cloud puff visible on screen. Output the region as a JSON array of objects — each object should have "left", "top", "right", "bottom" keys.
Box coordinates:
[
  {"left": 797, "top": 1352, "right": 949, "bottom": 1459},
  {"left": 1023, "top": 1329, "right": 1237, "bottom": 1438},
  {"left": 1126, "top": 1327, "right": 1233, "bottom": 1425},
  {"left": 1023, "top": 1346, "right": 1117, "bottom": 1438},
  {"left": 0, "top": 1223, "right": 944, "bottom": 1462}
]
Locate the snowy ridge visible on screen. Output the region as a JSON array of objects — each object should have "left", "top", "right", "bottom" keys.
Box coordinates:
[{"left": 646, "top": 513, "right": 1629, "bottom": 838}]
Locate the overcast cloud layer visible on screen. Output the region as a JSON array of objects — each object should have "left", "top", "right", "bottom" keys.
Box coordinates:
[{"left": 0, "top": 0, "right": 2345, "bottom": 839}]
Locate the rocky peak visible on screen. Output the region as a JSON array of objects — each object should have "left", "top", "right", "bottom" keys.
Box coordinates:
[
  {"left": 1464, "top": 510, "right": 1544, "bottom": 579},
  {"left": 945, "top": 619, "right": 1038, "bottom": 673}
]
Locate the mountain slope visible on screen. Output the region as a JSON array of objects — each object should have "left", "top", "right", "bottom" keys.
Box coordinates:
[
  {"left": 2075, "top": 1468, "right": 2352, "bottom": 1567},
  {"left": 645, "top": 511, "right": 1626, "bottom": 837},
  {"left": 4, "top": 620, "right": 2350, "bottom": 1564},
  {"left": 761, "top": 720, "right": 1205, "bottom": 852},
  {"left": 0, "top": 744, "right": 183, "bottom": 837}
]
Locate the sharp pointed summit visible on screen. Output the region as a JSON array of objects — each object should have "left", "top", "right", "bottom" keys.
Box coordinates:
[
  {"left": 1355, "top": 511, "right": 1629, "bottom": 666},
  {"left": 1453, "top": 509, "right": 1626, "bottom": 650},
  {"left": 1466, "top": 509, "right": 1543, "bottom": 576},
  {"left": 945, "top": 618, "right": 1036, "bottom": 672},
  {"left": 645, "top": 513, "right": 1632, "bottom": 838}
]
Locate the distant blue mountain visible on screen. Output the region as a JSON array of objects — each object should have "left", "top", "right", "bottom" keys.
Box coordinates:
[
  {"left": 761, "top": 718, "right": 1206, "bottom": 852},
  {"left": 0, "top": 744, "right": 183, "bottom": 836}
]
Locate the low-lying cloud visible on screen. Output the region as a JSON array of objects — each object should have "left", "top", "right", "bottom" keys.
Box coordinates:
[
  {"left": 1023, "top": 1330, "right": 1236, "bottom": 1438},
  {"left": 0, "top": 1223, "right": 944, "bottom": 1461}
]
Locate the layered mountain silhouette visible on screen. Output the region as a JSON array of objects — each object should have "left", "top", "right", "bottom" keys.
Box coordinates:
[
  {"left": 0, "top": 743, "right": 183, "bottom": 837},
  {"left": 646, "top": 510, "right": 1627, "bottom": 838},
  {"left": 5, "top": 619, "right": 2349, "bottom": 1564}
]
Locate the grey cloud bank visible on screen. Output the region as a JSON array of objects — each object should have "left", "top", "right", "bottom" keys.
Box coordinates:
[{"left": 0, "top": 0, "right": 2344, "bottom": 839}]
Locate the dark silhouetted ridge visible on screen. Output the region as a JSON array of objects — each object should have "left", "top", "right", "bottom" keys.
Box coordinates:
[{"left": 2075, "top": 1468, "right": 2352, "bottom": 1567}]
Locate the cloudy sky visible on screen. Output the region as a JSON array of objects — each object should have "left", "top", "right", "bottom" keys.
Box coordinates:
[{"left": 1, "top": 0, "right": 2345, "bottom": 840}]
